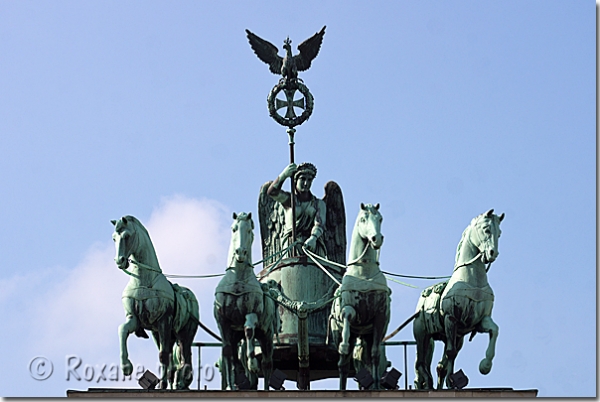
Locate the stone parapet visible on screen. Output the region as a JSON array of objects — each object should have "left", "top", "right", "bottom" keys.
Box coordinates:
[{"left": 67, "top": 388, "right": 538, "bottom": 398}]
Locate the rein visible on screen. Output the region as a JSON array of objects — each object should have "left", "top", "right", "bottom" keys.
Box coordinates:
[
  {"left": 305, "top": 238, "right": 418, "bottom": 288},
  {"left": 453, "top": 252, "right": 483, "bottom": 272},
  {"left": 347, "top": 238, "right": 377, "bottom": 267},
  {"left": 128, "top": 258, "right": 162, "bottom": 273},
  {"left": 453, "top": 216, "right": 498, "bottom": 273},
  {"left": 116, "top": 236, "right": 449, "bottom": 285},
  {"left": 119, "top": 258, "right": 164, "bottom": 288},
  {"left": 303, "top": 247, "right": 342, "bottom": 286},
  {"left": 453, "top": 251, "right": 493, "bottom": 273},
  {"left": 452, "top": 226, "right": 495, "bottom": 273}
]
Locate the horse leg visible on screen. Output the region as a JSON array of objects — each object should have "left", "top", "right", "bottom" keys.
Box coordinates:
[
  {"left": 439, "top": 335, "right": 464, "bottom": 389},
  {"left": 339, "top": 305, "right": 356, "bottom": 355},
  {"left": 436, "top": 347, "right": 448, "bottom": 390},
  {"left": 442, "top": 314, "right": 459, "bottom": 389},
  {"left": 478, "top": 315, "right": 499, "bottom": 375},
  {"left": 244, "top": 313, "right": 259, "bottom": 378},
  {"left": 118, "top": 313, "right": 138, "bottom": 377},
  {"left": 370, "top": 307, "right": 388, "bottom": 389},
  {"left": 220, "top": 334, "right": 236, "bottom": 390},
  {"left": 361, "top": 333, "right": 377, "bottom": 390},
  {"left": 155, "top": 318, "right": 173, "bottom": 389},
  {"left": 176, "top": 322, "right": 196, "bottom": 389},
  {"left": 338, "top": 334, "right": 356, "bottom": 390},
  {"left": 170, "top": 341, "right": 181, "bottom": 389},
  {"left": 232, "top": 334, "right": 248, "bottom": 389},
  {"left": 413, "top": 314, "right": 434, "bottom": 389},
  {"left": 258, "top": 333, "right": 273, "bottom": 391},
  {"left": 424, "top": 336, "right": 434, "bottom": 389},
  {"left": 151, "top": 329, "right": 176, "bottom": 388},
  {"left": 217, "top": 316, "right": 239, "bottom": 391}
]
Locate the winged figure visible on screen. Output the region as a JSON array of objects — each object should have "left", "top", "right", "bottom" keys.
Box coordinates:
[
  {"left": 258, "top": 162, "right": 346, "bottom": 271},
  {"left": 246, "top": 26, "right": 326, "bottom": 85}
]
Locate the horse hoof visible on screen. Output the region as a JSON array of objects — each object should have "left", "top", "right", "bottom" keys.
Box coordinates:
[
  {"left": 121, "top": 360, "right": 133, "bottom": 376},
  {"left": 479, "top": 358, "right": 492, "bottom": 374}
]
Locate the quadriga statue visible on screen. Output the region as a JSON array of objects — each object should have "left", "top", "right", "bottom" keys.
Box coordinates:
[
  {"left": 413, "top": 209, "right": 504, "bottom": 389},
  {"left": 111, "top": 216, "right": 199, "bottom": 389}
]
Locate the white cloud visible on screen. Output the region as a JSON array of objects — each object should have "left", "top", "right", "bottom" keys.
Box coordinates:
[
  {"left": 30, "top": 242, "right": 125, "bottom": 355},
  {"left": 5, "top": 195, "right": 233, "bottom": 394},
  {"left": 0, "top": 195, "right": 286, "bottom": 396},
  {"left": 146, "top": 195, "right": 231, "bottom": 275}
]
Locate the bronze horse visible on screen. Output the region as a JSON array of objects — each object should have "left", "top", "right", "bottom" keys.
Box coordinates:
[{"left": 214, "top": 212, "right": 278, "bottom": 390}]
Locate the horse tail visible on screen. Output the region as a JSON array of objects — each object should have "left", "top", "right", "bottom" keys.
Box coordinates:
[
  {"left": 383, "top": 311, "right": 419, "bottom": 342},
  {"left": 325, "top": 312, "right": 332, "bottom": 346},
  {"left": 134, "top": 327, "right": 150, "bottom": 339}
]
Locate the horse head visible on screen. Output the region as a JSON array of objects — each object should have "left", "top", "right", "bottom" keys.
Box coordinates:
[
  {"left": 357, "top": 203, "right": 384, "bottom": 250},
  {"left": 470, "top": 209, "right": 504, "bottom": 264},
  {"left": 229, "top": 212, "right": 254, "bottom": 266},
  {"left": 111, "top": 216, "right": 139, "bottom": 270}
]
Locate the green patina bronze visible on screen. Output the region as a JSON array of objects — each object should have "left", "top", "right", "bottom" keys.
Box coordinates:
[
  {"left": 213, "top": 212, "right": 279, "bottom": 390},
  {"left": 246, "top": 26, "right": 325, "bottom": 86},
  {"left": 111, "top": 216, "right": 199, "bottom": 390},
  {"left": 247, "top": 29, "right": 395, "bottom": 390},
  {"left": 246, "top": 27, "right": 324, "bottom": 128},
  {"left": 261, "top": 162, "right": 346, "bottom": 260},
  {"left": 329, "top": 203, "right": 391, "bottom": 390},
  {"left": 413, "top": 209, "right": 504, "bottom": 389},
  {"left": 257, "top": 162, "right": 346, "bottom": 389},
  {"left": 106, "top": 28, "right": 510, "bottom": 393}
]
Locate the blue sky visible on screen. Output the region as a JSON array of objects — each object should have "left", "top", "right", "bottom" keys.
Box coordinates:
[{"left": 0, "top": 1, "right": 595, "bottom": 397}]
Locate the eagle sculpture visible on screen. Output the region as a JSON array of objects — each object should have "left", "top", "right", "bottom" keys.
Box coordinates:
[{"left": 246, "top": 26, "right": 326, "bottom": 85}]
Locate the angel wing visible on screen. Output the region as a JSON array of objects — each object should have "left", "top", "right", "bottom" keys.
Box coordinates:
[
  {"left": 258, "top": 181, "right": 285, "bottom": 268},
  {"left": 294, "top": 26, "right": 326, "bottom": 72},
  {"left": 246, "top": 29, "right": 283, "bottom": 75},
  {"left": 323, "top": 180, "right": 346, "bottom": 266}
]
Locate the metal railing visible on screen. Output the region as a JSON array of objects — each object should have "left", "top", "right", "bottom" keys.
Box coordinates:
[{"left": 192, "top": 340, "right": 416, "bottom": 390}]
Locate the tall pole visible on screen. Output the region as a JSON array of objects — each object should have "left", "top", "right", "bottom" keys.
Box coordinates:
[
  {"left": 287, "top": 127, "right": 297, "bottom": 257},
  {"left": 248, "top": 27, "right": 323, "bottom": 393}
]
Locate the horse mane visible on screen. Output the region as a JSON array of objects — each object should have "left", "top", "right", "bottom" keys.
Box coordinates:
[
  {"left": 122, "top": 215, "right": 161, "bottom": 271},
  {"left": 123, "top": 215, "right": 150, "bottom": 237},
  {"left": 454, "top": 213, "right": 485, "bottom": 265}
]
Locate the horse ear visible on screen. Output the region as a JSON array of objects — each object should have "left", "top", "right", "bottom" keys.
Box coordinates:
[
  {"left": 122, "top": 216, "right": 128, "bottom": 224},
  {"left": 233, "top": 212, "right": 238, "bottom": 220},
  {"left": 485, "top": 209, "right": 494, "bottom": 217},
  {"left": 361, "top": 203, "right": 366, "bottom": 210},
  {"left": 111, "top": 220, "right": 117, "bottom": 226},
  {"left": 375, "top": 203, "right": 380, "bottom": 210},
  {"left": 247, "top": 212, "right": 252, "bottom": 220},
  {"left": 499, "top": 213, "right": 505, "bottom": 222}
]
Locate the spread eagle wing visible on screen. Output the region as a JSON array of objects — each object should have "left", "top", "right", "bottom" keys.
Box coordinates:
[
  {"left": 246, "top": 29, "right": 283, "bottom": 75},
  {"left": 258, "top": 181, "right": 285, "bottom": 269},
  {"left": 294, "top": 26, "right": 326, "bottom": 72},
  {"left": 323, "top": 180, "right": 346, "bottom": 266}
]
